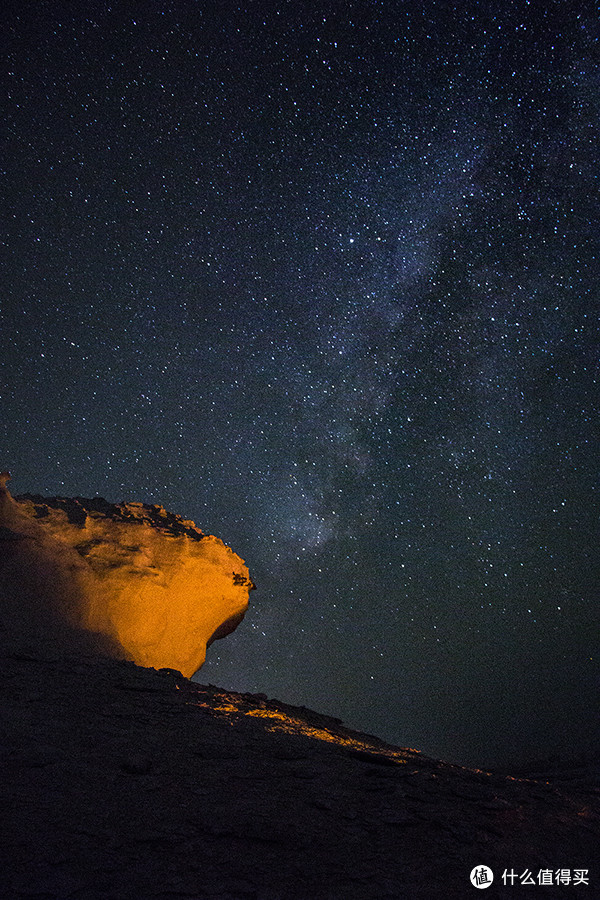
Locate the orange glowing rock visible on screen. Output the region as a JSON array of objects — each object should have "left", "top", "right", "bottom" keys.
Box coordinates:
[{"left": 0, "top": 474, "right": 254, "bottom": 677}]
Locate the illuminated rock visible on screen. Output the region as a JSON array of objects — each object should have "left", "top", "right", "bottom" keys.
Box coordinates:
[{"left": 0, "top": 475, "right": 254, "bottom": 676}]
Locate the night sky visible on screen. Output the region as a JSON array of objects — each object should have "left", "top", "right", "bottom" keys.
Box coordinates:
[{"left": 2, "top": 1, "right": 599, "bottom": 768}]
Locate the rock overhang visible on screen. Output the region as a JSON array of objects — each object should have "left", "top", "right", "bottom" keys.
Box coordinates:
[{"left": 0, "top": 475, "right": 254, "bottom": 677}]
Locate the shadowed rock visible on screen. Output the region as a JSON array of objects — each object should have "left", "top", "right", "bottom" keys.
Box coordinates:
[{"left": 0, "top": 650, "right": 597, "bottom": 899}]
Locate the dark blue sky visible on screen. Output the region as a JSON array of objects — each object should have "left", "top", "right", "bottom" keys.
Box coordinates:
[{"left": 2, "top": 0, "right": 599, "bottom": 767}]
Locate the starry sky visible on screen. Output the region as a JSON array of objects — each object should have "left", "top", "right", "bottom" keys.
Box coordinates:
[{"left": 2, "top": 0, "right": 599, "bottom": 768}]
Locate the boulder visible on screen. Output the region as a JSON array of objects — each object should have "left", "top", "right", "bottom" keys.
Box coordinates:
[{"left": 0, "top": 474, "right": 254, "bottom": 676}]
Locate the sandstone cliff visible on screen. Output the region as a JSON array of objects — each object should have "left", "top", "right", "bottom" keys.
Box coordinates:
[{"left": 0, "top": 474, "right": 254, "bottom": 676}]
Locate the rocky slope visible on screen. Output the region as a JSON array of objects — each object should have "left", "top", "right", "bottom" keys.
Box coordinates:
[
  {"left": 0, "top": 646, "right": 597, "bottom": 899},
  {"left": 0, "top": 474, "right": 254, "bottom": 676},
  {"left": 0, "top": 478, "right": 597, "bottom": 896}
]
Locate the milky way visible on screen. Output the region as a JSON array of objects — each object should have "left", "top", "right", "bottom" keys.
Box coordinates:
[{"left": 2, "top": 1, "right": 599, "bottom": 766}]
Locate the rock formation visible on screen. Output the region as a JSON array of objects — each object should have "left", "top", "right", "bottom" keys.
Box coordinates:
[
  {"left": 0, "top": 474, "right": 598, "bottom": 897},
  {"left": 0, "top": 474, "right": 254, "bottom": 676},
  {"left": 0, "top": 648, "right": 598, "bottom": 899}
]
